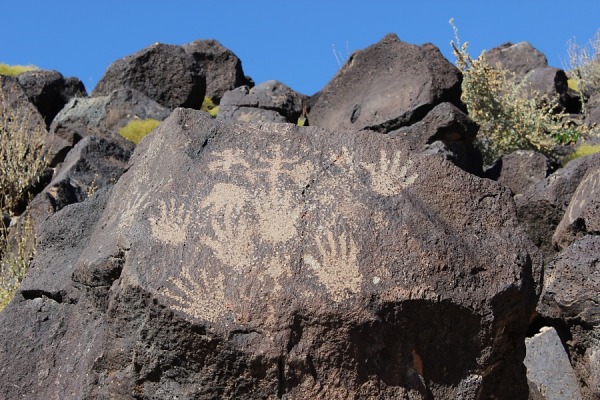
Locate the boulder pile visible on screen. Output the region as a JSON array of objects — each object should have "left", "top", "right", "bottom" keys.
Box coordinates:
[{"left": 0, "top": 35, "right": 598, "bottom": 399}]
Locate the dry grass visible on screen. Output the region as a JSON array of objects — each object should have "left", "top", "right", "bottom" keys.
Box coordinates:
[
  {"left": 0, "top": 63, "right": 38, "bottom": 77},
  {"left": 565, "top": 29, "right": 600, "bottom": 107},
  {"left": 0, "top": 83, "right": 49, "bottom": 311},
  {"left": 119, "top": 118, "right": 161, "bottom": 144}
]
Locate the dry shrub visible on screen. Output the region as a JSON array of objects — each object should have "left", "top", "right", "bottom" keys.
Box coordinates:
[
  {"left": 566, "top": 29, "right": 600, "bottom": 105},
  {"left": 450, "top": 20, "right": 585, "bottom": 165}
]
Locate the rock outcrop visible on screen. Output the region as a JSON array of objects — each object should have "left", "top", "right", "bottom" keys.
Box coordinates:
[
  {"left": 0, "top": 109, "right": 541, "bottom": 399},
  {"left": 92, "top": 43, "right": 206, "bottom": 109},
  {"left": 308, "top": 34, "right": 463, "bottom": 133},
  {"left": 217, "top": 80, "right": 306, "bottom": 123},
  {"left": 183, "top": 39, "right": 253, "bottom": 102},
  {"left": 16, "top": 69, "right": 87, "bottom": 127}
]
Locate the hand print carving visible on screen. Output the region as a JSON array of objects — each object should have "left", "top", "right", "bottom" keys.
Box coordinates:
[
  {"left": 303, "top": 228, "right": 363, "bottom": 302},
  {"left": 148, "top": 198, "right": 191, "bottom": 246},
  {"left": 162, "top": 264, "right": 227, "bottom": 322},
  {"left": 361, "top": 150, "right": 418, "bottom": 196}
]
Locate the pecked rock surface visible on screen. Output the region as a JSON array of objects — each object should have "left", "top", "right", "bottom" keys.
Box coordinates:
[
  {"left": 0, "top": 108, "right": 542, "bottom": 399},
  {"left": 308, "top": 34, "right": 463, "bottom": 133}
]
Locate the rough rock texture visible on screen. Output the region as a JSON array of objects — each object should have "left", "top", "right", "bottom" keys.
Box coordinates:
[
  {"left": 537, "top": 235, "right": 600, "bottom": 400},
  {"left": 217, "top": 80, "right": 306, "bottom": 123},
  {"left": 486, "top": 150, "right": 549, "bottom": 196},
  {"left": 515, "top": 152, "right": 600, "bottom": 258},
  {"left": 182, "top": 39, "right": 253, "bottom": 102},
  {"left": 485, "top": 42, "right": 548, "bottom": 79},
  {"left": 0, "top": 109, "right": 541, "bottom": 399},
  {"left": 16, "top": 69, "right": 87, "bottom": 127},
  {"left": 29, "top": 136, "right": 131, "bottom": 228},
  {"left": 50, "top": 88, "right": 170, "bottom": 145},
  {"left": 308, "top": 34, "right": 463, "bottom": 133},
  {"left": 92, "top": 43, "right": 205, "bottom": 109},
  {"left": 553, "top": 165, "right": 600, "bottom": 250},
  {"left": 0, "top": 75, "right": 47, "bottom": 136},
  {"left": 521, "top": 67, "right": 581, "bottom": 113},
  {"left": 524, "top": 326, "right": 583, "bottom": 400},
  {"left": 585, "top": 94, "right": 600, "bottom": 127}
]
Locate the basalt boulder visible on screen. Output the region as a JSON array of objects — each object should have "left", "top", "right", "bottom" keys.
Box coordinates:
[
  {"left": 515, "top": 152, "right": 600, "bottom": 258},
  {"left": 308, "top": 34, "right": 463, "bottom": 133},
  {"left": 92, "top": 43, "right": 205, "bottom": 109},
  {"left": 16, "top": 69, "right": 87, "bottom": 127},
  {"left": 182, "top": 39, "right": 253, "bottom": 102},
  {"left": 50, "top": 88, "right": 170, "bottom": 145},
  {"left": 217, "top": 80, "right": 306, "bottom": 123},
  {"left": 0, "top": 109, "right": 541, "bottom": 399},
  {"left": 537, "top": 235, "right": 600, "bottom": 400},
  {"left": 552, "top": 165, "right": 600, "bottom": 250},
  {"left": 486, "top": 150, "right": 549, "bottom": 196},
  {"left": 485, "top": 42, "right": 548, "bottom": 80}
]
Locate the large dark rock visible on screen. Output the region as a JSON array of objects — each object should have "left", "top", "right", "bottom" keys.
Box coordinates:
[
  {"left": 308, "top": 34, "right": 463, "bottom": 133},
  {"left": 50, "top": 88, "right": 171, "bottom": 145},
  {"left": 92, "top": 43, "right": 205, "bottom": 109},
  {"left": 217, "top": 80, "right": 306, "bottom": 123},
  {"left": 0, "top": 108, "right": 540, "bottom": 399},
  {"left": 553, "top": 165, "right": 600, "bottom": 250},
  {"left": 521, "top": 67, "right": 582, "bottom": 113},
  {"left": 486, "top": 150, "right": 549, "bottom": 196},
  {"left": 485, "top": 42, "right": 548, "bottom": 79},
  {"left": 537, "top": 235, "right": 600, "bottom": 400},
  {"left": 515, "top": 152, "right": 600, "bottom": 258},
  {"left": 29, "top": 136, "right": 131, "bottom": 229},
  {"left": 16, "top": 69, "right": 87, "bottom": 127},
  {"left": 182, "top": 39, "right": 253, "bottom": 102}
]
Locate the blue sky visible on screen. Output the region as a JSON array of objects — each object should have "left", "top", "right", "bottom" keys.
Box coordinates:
[{"left": 1, "top": 1, "right": 598, "bottom": 96}]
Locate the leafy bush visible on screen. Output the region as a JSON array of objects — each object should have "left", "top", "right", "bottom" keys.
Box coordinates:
[
  {"left": 200, "top": 97, "right": 219, "bottom": 117},
  {"left": 450, "top": 20, "right": 585, "bottom": 164},
  {"left": 563, "top": 142, "right": 600, "bottom": 165},
  {"left": 0, "top": 63, "right": 38, "bottom": 77},
  {"left": 119, "top": 118, "right": 161, "bottom": 144}
]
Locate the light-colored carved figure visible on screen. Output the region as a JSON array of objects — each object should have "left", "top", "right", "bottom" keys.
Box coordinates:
[
  {"left": 361, "top": 150, "right": 418, "bottom": 196},
  {"left": 162, "top": 264, "right": 227, "bottom": 322},
  {"left": 148, "top": 198, "right": 191, "bottom": 246},
  {"left": 200, "top": 184, "right": 256, "bottom": 271},
  {"left": 303, "top": 229, "right": 363, "bottom": 302},
  {"left": 118, "top": 189, "right": 151, "bottom": 235}
]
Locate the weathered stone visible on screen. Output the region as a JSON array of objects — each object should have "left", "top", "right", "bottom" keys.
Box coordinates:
[
  {"left": 486, "top": 150, "right": 549, "bottom": 195},
  {"left": 486, "top": 42, "right": 548, "bottom": 79},
  {"left": 182, "top": 39, "right": 252, "bottom": 102},
  {"left": 92, "top": 43, "right": 205, "bottom": 109},
  {"left": 553, "top": 165, "right": 600, "bottom": 250},
  {"left": 218, "top": 80, "right": 306, "bottom": 123},
  {"left": 585, "top": 93, "right": 600, "bottom": 127},
  {"left": 50, "top": 88, "right": 170, "bottom": 145},
  {"left": 16, "top": 69, "right": 87, "bottom": 127},
  {"left": 515, "top": 152, "right": 600, "bottom": 258},
  {"left": 524, "top": 326, "right": 583, "bottom": 400},
  {"left": 29, "top": 136, "right": 131, "bottom": 228},
  {"left": 521, "top": 67, "right": 581, "bottom": 113},
  {"left": 0, "top": 109, "right": 540, "bottom": 399},
  {"left": 308, "top": 34, "right": 463, "bottom": 132},
  {"left": 537, "top": 235, "right": 600, "bottom": 400}
]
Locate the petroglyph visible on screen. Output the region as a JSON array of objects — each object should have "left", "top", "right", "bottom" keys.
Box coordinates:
[
  {"left": 148, "top": 198, "right": 192, "bottom": 246},
  {"left": 162, "top": 264, "right": 227, "bottom": 322},
  {"left": 119, "top": 189, "right": 151, "bottom": 234},
  {"left": 303, "top": 229, "right": 363, "bottom": 302},
  {"left": 361, "top": 150, "right": 418, "bottom": 196}
]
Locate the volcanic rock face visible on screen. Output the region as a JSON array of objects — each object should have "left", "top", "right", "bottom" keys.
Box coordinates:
[
  {"left": 308, "top": 34, "right": 463, "bottom": 133},
  {"left": 92, "top": 43, "right": 206, "bottom": 109},
  {"left": 0, "top": 109, "right": 540, "bottom": 399}
]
